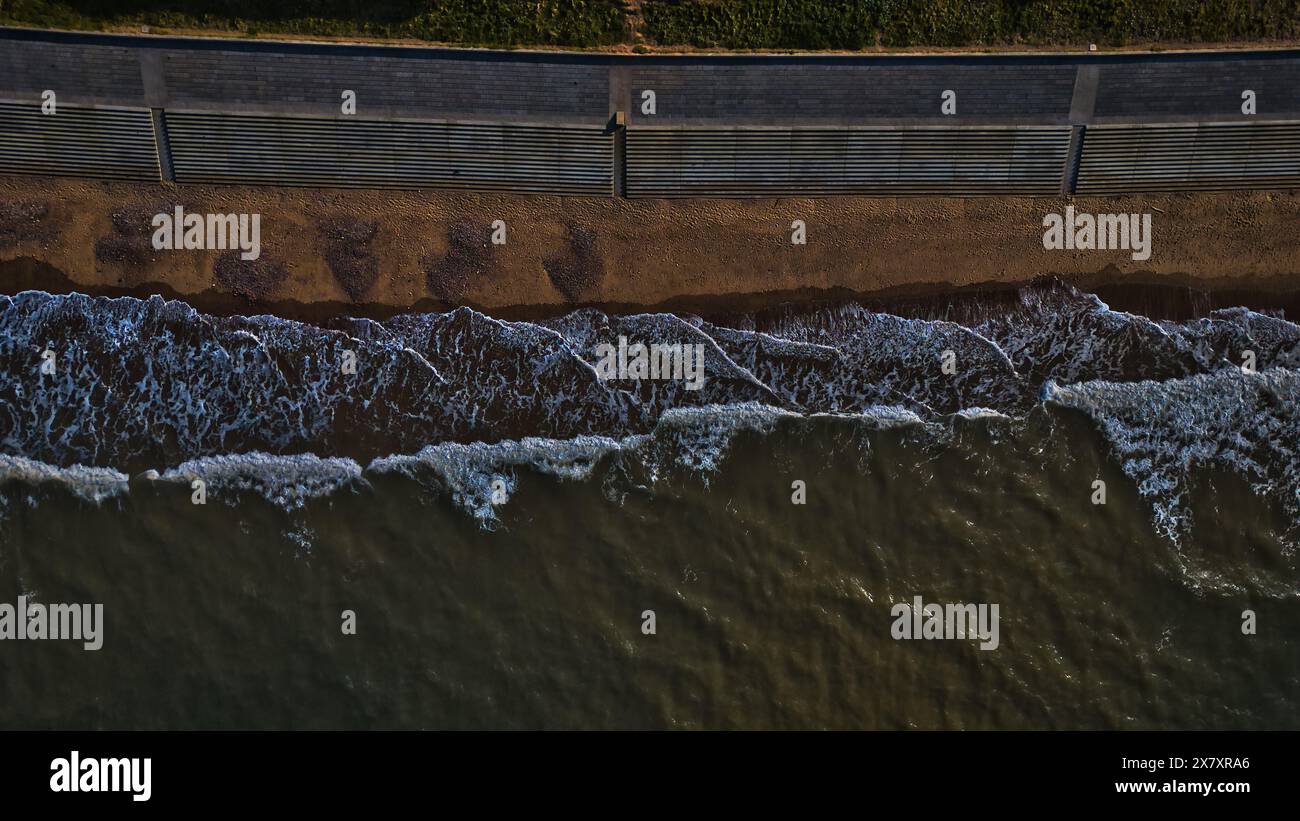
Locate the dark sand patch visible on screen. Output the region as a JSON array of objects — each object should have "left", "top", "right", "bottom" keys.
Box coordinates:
[
  {"left": 213, "top": 251, "right": 290, "bottom": 300},
  {"left": 424, "top": 220, "right": 495, "bottom": 303},
  {"left": 318, "top": 216, "right": 380, "bottom": 301},
  {"left": 0, "top": 201, "right": 51, "bottom": 249},
  {"left": 94, "top": 205, "right": 163, "bottom": 267},
  {"left": 544, "top": 225, "right": 604, "bottom": 302}
]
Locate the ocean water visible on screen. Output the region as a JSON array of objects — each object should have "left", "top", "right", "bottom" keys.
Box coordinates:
[{"left": 1, "top": 281, "right": 1298, "bottom": 729}]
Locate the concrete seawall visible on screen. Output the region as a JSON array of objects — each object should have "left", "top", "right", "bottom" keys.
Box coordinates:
[{"left": 3, "top": 27, "right": 1300, "bottom": 196}]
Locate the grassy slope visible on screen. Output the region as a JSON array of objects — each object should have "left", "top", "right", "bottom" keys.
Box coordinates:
[
  {"left": 1, "top": 0, "right": 1298, "bottom": 50},
  {"left": 0, "top": 1, "right": 628, "bottom": 47},
  {"left": 643, "top": 0, "right": 1300, "bottom": 50}
]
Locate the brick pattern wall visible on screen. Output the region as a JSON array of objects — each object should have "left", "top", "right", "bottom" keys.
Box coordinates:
[
  {"left": 1094, "top": 59, "right": 1300, "bottom": 120},
  {"left": 0, "top": 41, "right": 145, "bottom": 105},
  {"left": 159, "top": 50, "right": 608, "bottom": 122},
  {"left": 627, "top": 64, "right": 1078, "bottom": 124}
]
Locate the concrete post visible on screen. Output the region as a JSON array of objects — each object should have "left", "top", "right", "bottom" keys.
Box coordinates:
[
  {"left": 138, "top": 50, "right": 174, "bottom": 182},
  {"left": 608, "top": 64, "right": 630, "bottom": 197},
  {"left": 1063, "top": 64, "right": 1100, "bottom": 194}
]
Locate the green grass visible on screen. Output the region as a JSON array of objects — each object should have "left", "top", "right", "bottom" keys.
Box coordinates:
[
  {"left": 0, "top": 1, "right": 628, "bottom": 48},
  {"left": 2, "top": 0, "right": 1298, "bottom": 49},
  {"left": 642, "top": 0, "right": 1300, "bottom": 50}
]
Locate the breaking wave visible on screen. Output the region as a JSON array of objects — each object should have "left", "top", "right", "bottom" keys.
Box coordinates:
[{"left": 1, "top": 281, "right": 1298, "bottom": 560}]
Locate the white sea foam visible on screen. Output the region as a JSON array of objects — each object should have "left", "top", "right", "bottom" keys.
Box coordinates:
[
  {"left": 1046, "top": 367, "right": 1300, "bottom": 554},
  {"left": 368, "top": 434, "right": 633, "bottom": 523},
  {"left": 0, "top": 455, "right": 129, "bottom": 503},
  {"left": 159, "top": 452, "right": 365, "bottom": 510},
  {"left": 3, "top": 282, "right": 1299, "bottom": 556}
]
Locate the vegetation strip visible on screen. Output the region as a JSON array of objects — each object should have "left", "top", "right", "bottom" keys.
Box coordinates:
[{"left": 3, "top": 1, "right": 1298, "bottom": 51}]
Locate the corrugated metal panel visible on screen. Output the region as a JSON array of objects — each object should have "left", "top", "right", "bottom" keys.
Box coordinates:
[
  {"left": 625, "top": 126, "right": 1072, "bottom": 197},
  {"left": 1076, "top": 122, "right": 1300, "bottom": 194},
  {"left": 165, "top": 111, "right": 614, "bottom": 195},
  {"left": 0, "top": 101, "right": 160, "bottom": 181}
]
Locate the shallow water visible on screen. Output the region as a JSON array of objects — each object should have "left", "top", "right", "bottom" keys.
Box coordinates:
[{"left": 1, "top": 282, "right": 1297, "bottom": 728}]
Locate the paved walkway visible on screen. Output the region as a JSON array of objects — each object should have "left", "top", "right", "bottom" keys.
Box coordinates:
[{"left": 4, "top": 28, "right": 1300, "bottom": 126}]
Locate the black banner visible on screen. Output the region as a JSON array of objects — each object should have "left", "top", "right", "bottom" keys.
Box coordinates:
[{"left": 0, "top": 730, "right": 1281, "bottom": 809}]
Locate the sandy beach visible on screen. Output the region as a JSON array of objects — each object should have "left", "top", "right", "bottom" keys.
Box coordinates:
[{"left": 3, "top": 175, "right": 1298, "bottom": 320}]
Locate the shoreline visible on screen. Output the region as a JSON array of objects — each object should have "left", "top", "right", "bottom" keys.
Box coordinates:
[
  {"left": 3, "top": 176, "right": 1299, "bottom": 322},
  {"left": 6, "top": 254, "right": 1300, "bottom": 328}
]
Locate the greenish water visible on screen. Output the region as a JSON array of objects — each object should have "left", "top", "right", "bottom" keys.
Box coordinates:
[{"left": 3, "top": 413, "right": 1295, "bottom": 730}]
